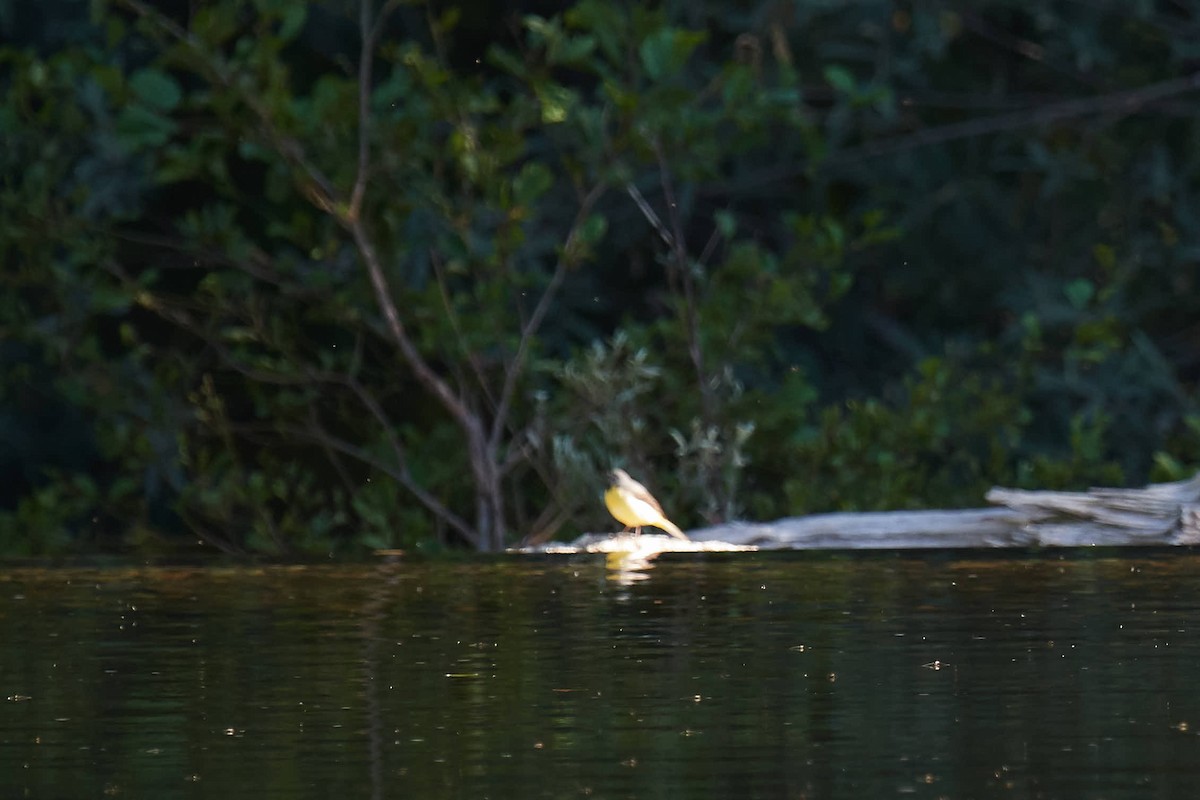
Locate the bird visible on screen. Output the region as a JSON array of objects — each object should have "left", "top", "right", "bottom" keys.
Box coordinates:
[{"left": 603, "top": 468, "right": 689, "bottom": 540}]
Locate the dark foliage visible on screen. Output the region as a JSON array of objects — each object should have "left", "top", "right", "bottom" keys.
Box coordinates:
[{"left": 2, "top": 0, "right": 1199, "bottom": 553}]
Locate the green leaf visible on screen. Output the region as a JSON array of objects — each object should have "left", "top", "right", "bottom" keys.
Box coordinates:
[
  {"left": 557, "top": 35, "right": 596, "bottom": 64},
  {"left": 639, "top": 28, "right": 706, "bottom": 80},
  {"left": 714, "top": 210, "right": 736, "bottom": 240},
  {"left": 512, "top": 161, "right": 554, "bottom": 206},
  {"left": 278, "top": 5, "right": 307, "bottom": 41},
  {"left": 578, "top": 213, "right": 608, "bottom": 245},
  {"left": 91, "top": 286, "right": 131, "bottom": 314},
  {"left": 823, "top": 65, "right": 856, "bottom": 94},
  {"left": 535, "top": 82, "right": 575, "bottom": 123},
  {"left": 115, "top": 104, "right": 176, "bottom": 149},
  {"left": 129, "top": 68, "right": 182, "bottom": 112},
  {"left": 487, "top": 44, "right": 528, "bottom": 78},
  {"left": 1064, "top": 278, "right": 1095, "bottom": 310}
]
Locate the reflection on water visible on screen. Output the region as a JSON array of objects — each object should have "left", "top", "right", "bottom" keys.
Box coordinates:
[
  {"left": 2, "top": 551, "right": 1200, "bottom": 797},
  {"left": 605, "top": 549, "right": 657, "bottom": 584}
]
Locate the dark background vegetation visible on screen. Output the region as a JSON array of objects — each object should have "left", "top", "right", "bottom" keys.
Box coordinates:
[{"left": 3, "top": 0, "right": 1200, "bottom": 554}]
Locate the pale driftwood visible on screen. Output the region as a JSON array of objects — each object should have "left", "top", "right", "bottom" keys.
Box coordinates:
[
  {"left": 526, "top": 533, "right": 757, "bottom": 580},
  {"left": 524, "top": 473, "right": 1200, "bottom": 553},
  {"left": 537, "top": 532, "right": 757, "bottom": 555},
  {"left": 981, "top": 474, "right": 1200, "bottom": 547},
  {"left": 690, "top": 509, "right": 1035, "bottom": 549}
]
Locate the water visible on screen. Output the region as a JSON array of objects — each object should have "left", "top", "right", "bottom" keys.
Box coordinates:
[{"left": 3, "top": 550, "right": 1200, "bottom": 798}]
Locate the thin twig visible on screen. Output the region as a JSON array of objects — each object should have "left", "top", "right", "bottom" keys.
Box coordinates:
[
  {"left": 336, "top": 372, "right": 483, "bottom": 547},
  {"left": 653, "top": 141, "right": 711, "bottom": 421},
  {"left": 117, "top": 0, "right": 342, "bottom": 207},
  {"left": 349, "top": 0, "right": 402, "bottom": 220},
  {"left": 489, "top": 182, "right": 606, "bottom": 452},
  {"left": 625, "top": 182, "right": 674, "bottom": 248},
  {"left": 431, "top": 249, "right": 498, "bottom": 412},
  {"left": 521, "top": 505, "right": 574, "bottom": 547},
  {"left": 115, "top": 0, "right": 513, "bottom": 549},
  {"left": 718, "top": 69, "right": 1200, "bottom": 196},
  {"left": 306, "top": 406, "right": 359, "bottom": 496},
  {"left": 346, "top": 218, "right": 479, "bottom": 440},
  {"left": 697, "top": 223, "right": 723, "bottom": 268},
  {"left": 109, "top": 253, "right": 482, "bottom": 541},
  {"left": 177, "top": 509, "right": 246, "bottom": 555},
  {"left": 274, "top": 420, "right": 479, "bottom": 547}
]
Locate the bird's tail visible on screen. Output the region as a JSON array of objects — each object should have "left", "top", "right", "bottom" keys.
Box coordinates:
[{"left": 657, "top": 519, "right": 689, "bottom": 541}]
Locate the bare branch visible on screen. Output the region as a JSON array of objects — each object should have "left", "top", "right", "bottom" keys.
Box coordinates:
[
  {"left": 349, "top": 0, "right": 402, "bottom": 220},
  {"left": 625, "top": 182, "right": 674, "bottom": 248},
  {"left": 834, "top": 70, "right": 1200, "bottom": 161},
  {"left": 431, "top": 249, "right": 497, "bottom": 412},
  {"left": 117, "top": 0, "right": 505, "bottom": 548},
  {"left": 521, "top": 505, "right": 574, "bottom": 547},
  {"left": 719, "top": 70, "right": 1200, "bottom": 196},
  {"left": 653, "top": 141, "right": 689, "bottom": 271},
  {"left": 349, "top": 0, "right": 374, "bottom": 221},
  {"left": 275, "top": 420, "right": 480, "bottom": 548},
  {"left": 177, "top": 510, "right": 246, "bottom": 555},
  {"left": 115, "top": 0, "right": 342, "bottom": 208},
  {"left": 306, "top": 406, "right": 359, "bottom": 496},
  {"left": 653, "top": 142, "right": 710, "bottom": 420},
  {"left": 489, "top": 182, "right": 606, "bottom": 452},
  {"left": 697, "top": 223, "right": 723, "bottom": 268},
  {"left": 107, "top": 253, "right": 480, "bottom": 541},
  {"left": 345, "top": 218, "right": 479, "bottom": 438}
]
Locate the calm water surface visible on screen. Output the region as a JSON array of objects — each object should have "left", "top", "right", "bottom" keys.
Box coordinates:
[{"left": 3, "top": 550, "right": 1200, "bottom": 798}]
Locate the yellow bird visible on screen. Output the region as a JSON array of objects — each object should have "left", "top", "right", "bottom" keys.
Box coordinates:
[{"left": 604, "top": 468, "right": 689, "bottom": 540}]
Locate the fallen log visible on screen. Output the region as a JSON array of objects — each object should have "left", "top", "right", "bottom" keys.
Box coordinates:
[
  {"left": 691, "top": 508, "right": 1032, "bottom": 549},
  {"left": 525, "top": 473, "right": 1200, "bottom": 553},
  {"left": 693, "top": 473, "right": 1200, "bottom": 549}
]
